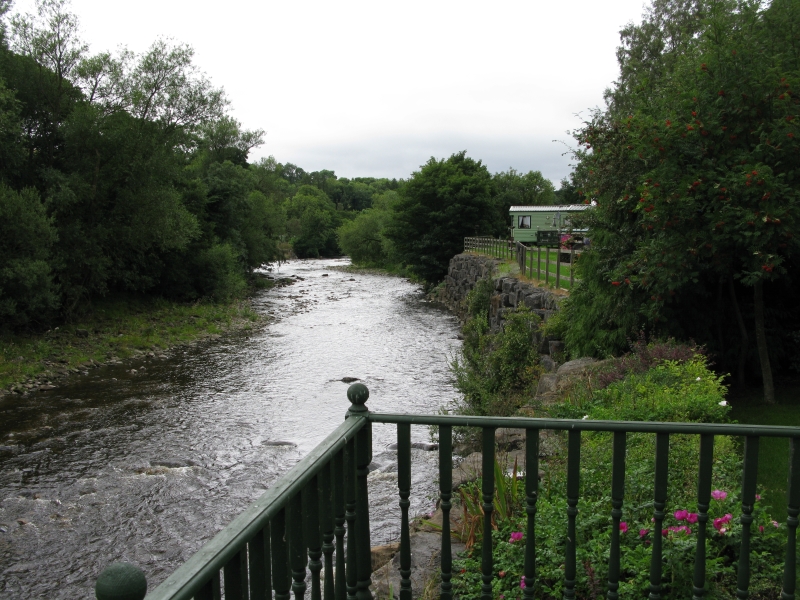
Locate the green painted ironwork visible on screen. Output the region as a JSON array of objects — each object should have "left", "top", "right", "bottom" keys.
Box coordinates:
[
  {"left": 439, "top": 425, "right": 453, "bottom": 600},
  {"left": 96, "top": 385, "right": 800, "bottom": 600}
]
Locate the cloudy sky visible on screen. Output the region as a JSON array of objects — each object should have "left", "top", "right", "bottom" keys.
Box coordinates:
[{"left": 12, "top": 0, "right": 648, "bottom": 184}]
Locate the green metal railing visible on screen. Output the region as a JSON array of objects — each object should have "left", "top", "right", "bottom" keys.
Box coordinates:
[{"left": 96, "top": 384, "right": 800, "bottom": 600}]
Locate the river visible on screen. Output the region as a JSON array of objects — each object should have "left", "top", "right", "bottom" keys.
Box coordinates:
[{"left": 0, "top": 258, "right": 462, "bottom": 599}]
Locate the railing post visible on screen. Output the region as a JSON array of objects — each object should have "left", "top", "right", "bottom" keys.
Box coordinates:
[
  {"left": 607, "top": 431, "right": 626, "bottom": 600},
  {"left": 481, "top": 427, "right": 496, "bottom": 600},
  {"left": 398, "top": 423, "right": 412, "bottom": 600},
  {"left": 564, "top": 429, "right": 581, "bottom": 599},
  {"left": 649, "top": 433, "right": 670, "bottom": 600},
  {"left": 440, "top": 425, "right": 454, "bottom": 600},
  {"left": 347, "top": 384, "right": 373, "bottom": 600},
  {"left": 523, "top": 429, "right": 539, "bottom": 599},
  {"left": 95, "top": 563, "right": 147, "bottom": 600},
  {"left": 345, "top": 435, "right": 358, "bottom": 600},
  {"left": 333, "top": 449, "right": 347, "bottom": 600},
  {"left": 290, "top": 491, "right": 307, "bottom": 599},
  {"left": 272, "top": 508, "right": 291, "bottom": 600},
  {"left": 320, "top": 463, "right": 335, "bottom": 600},
  {"left": 783, "top": 437, "right": 800, "bottom": 599},
  {"left": 306, "top": 474, "right": 323, "bottom": 600},
  {"left": 693, "top": 434, "right": 714, "bottom": 600},
  {"left": 736, "top": 436, "right": 759, "bottom": 598}
]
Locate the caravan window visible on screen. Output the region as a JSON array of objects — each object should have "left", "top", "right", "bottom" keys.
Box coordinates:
[{"left": 518, "top": 215, "right": 531, "bottom": 229}]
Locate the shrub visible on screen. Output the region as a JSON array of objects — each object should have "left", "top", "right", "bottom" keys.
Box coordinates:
[
  {"left": 452, "top": 302, "right": 541, "bottom": 418},
  {"left": 451, "top": 357, "right": 786, "bottom": 598}
]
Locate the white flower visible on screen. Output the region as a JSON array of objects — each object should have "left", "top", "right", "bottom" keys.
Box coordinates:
[
  {"left": 719, "top": 400, "right": 728, "bottom": 406},
  {"left": 582, "top": 415, "right": 589, "bottom": 420},
  {"left": 696, "top": 377, "right": 702, "bottom": 381}
]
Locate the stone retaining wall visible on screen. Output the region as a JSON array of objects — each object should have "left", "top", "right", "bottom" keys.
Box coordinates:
[{"left": 437, "top": 253, "right": 561, "bottom": 338}]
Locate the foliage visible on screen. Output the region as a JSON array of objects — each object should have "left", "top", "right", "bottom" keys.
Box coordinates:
[
  {"left": 452, "top": 356, "right": 787, "bottom": 599},
  {"left": 0, "top": 0, "right": 404, "bottom": 330},
  {"left": 452, "top": 282, "right": 541, "bottom": 417},
  {"left": 563, "top": 0, "right": 800, "bottom": 391},
  {"left": 0, "top": 293, "right": 265, "bottom": 391},
  {"left": 0, "top": 184, "right": 58, "bottom": 327},
  {"left": 386, "top": 151, "right": 495, "bottom": 284}
]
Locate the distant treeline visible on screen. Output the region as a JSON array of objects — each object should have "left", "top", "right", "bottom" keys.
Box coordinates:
[{"left": 0, "top": 0, "right": 565, "bottom": 331}]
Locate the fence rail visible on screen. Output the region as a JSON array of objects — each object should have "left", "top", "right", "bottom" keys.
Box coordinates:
[
  {"left": 464, "top": 237, "right": 582, "bottom": 289},
  {"left": 97, "top": 385, "right": 800, "bottom": 600}
]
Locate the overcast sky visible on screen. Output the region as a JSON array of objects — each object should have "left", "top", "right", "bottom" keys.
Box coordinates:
[{"left": 12, "top": 0, "right": 648, "bottom": 184}]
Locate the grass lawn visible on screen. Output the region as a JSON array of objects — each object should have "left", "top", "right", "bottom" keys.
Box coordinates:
[{"left": 730, "top": 381, "right": 800, "bottom": 522}]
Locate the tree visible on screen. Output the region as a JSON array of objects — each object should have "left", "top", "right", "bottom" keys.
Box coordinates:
[
  {"left": 565, "top": 0, "right": 800, "bottom": 402},
  {"left": 0, "top": 184, "right": 58, "bottom": 328},
  {"left": 337, "top": 191, "right": 399, "bottom": 266},
  {"left": 285, "top": 185, "right": 340, "bottom": 258},
  {"left": 385, "top": 151, "right": 494, "bottom": 283},
  {"left": 492, "top": 168, "right": 557, "bottom": 236}
]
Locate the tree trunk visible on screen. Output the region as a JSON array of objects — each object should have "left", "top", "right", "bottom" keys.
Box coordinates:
[
  {"left": 753, "top": 280, "right": 775, "bottom": 404},
  {"left": 728, "top": 277, "right": 748, "bottom": 387}
]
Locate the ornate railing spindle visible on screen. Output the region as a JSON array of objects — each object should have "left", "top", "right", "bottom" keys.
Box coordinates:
[
  {"left": 736, "top": 436, "right": 759, "bottom": 598},
  {"left": 248, "top": 526, "right": 270, "bottom": 599},
  {"left": 481, "top": 427, "right": 496, "bottom": 600},
  {"left": 334, "top": 447, "right": 347, "bottom": 600},
  {"left": 306, "top": 474, "right": 323, "bottom": 600},
  {"left": 782, "top": 437, "right": 800, "bottom": 599},
  {"left": 440, "top": 425, "right": 454, "bottom": 600},
  {"left": 607, "top": 431, "right": 626, "bottom": 600},
  {"left": 398, "top": 423, "right": 412, "bottom": 600},
  {"left": 272, "top": 509, "right": 291, "bottom": 600},
  {"left": 564, "top": 429, "right": 581, "bottom": 599},
  {"left": 222, "top": 549, "right": 245, "bottom": 600},
  {"left": 290, "top": 491, "right": 308, "bottom": 599},
  {"left": 320, "top": 462, "right": 335, "bottom": 600},
  {"left": 693, "top": 434, "right": 714, "bottom": 600},
  {"left": 649, "top": 432, "right": 670, "bottom": 600},
  {"left": 523, "top": 428, "right": 539, "bottom": 599},
  {"left": 345, "top": 436, "right": 358, "bottom": 600}
]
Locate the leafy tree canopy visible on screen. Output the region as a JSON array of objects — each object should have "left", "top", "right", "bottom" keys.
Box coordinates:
[
  {"left": 386, "top": 151, "right": 494, "bottom": 284},
  {"left": 564, "top": 0, "right": 800, "bottom": 400}
]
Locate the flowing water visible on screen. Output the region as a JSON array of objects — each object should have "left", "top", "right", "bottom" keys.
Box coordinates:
[{"left": 0, "top": 258, "right": 462, "bottom": 599}]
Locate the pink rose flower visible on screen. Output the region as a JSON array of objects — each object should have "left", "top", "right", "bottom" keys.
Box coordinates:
[
  {"left": 687, "top": 513, "right": 698, "bottom": 524},
  {"left": 674, "top": 510, "right": 689, "bottom": 521},
  {"left": 711, "top": 490, "right": 727, "bottom": 501},
  {"left": 619, "top": 522, "right": 628, "bottom": 533},
  {"left": 639, "top": 528, "right": 649, "bottom": 538},
  {"left": 509, "top": 531, "right": 524, "bottom": 543}
]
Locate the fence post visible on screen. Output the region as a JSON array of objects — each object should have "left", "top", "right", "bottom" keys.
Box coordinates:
[
  {"left": 570, "top": 246, "right": 574, "bottom": 288},
  {"left": 545, "top": 247, "right": 550, "bottom": 285},
  {"left": 556, "top": 248, "right": 561, "bottom": 289},
  {"left": 537, "top": 246, "right": 541, "bottom": 280},
  {"left": 347, "top": 384, "right": 373, "bottom": 600}
]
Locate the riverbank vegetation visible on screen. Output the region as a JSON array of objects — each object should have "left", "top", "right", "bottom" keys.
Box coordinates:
[
  {"left": 451, "top": 351, "right": 789, "bottom": 598},
  {"left": 0, "top": 293, "right": 264, "bottom": 393},
  {"left": 337, "top": 154, "right": 560, "bottom": 284}
]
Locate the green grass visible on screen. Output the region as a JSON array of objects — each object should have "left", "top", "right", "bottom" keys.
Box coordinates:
[
  {"left": 730, "top": 382, "right": 800, "bottom": 522},
  {"left": 470, "top": 249, "right": 577, "bottom": 290},
  {"left": 0, "top": 294, "right": 266, "bottom": 391}
]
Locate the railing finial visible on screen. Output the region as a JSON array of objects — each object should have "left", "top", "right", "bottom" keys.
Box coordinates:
[
  {"left": 347, "top": 383, "right": 369, "bottom": 413},
  {"left": 95, "top": 562, "right": 147, "bottom": 600}
]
